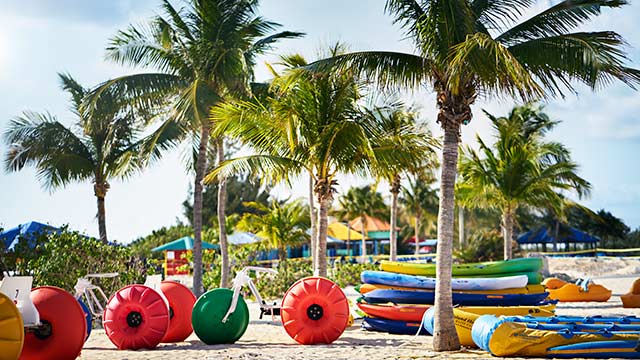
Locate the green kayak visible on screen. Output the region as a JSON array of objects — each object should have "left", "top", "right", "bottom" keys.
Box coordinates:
[{"left": 381, "top": 258, "right": 543, "bottom": 277}]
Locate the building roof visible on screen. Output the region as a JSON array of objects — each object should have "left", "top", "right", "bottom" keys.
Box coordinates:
[
  {"left": 151, "top": 236, "right": 218, "bottom": 251},
  {"left": 327, "top": 222, "right": 364, "bottom": 240},
  {"left": 1, "top": 221, "right": 61, "bottom": 250},
  {"left": 348, "top": 214, "right": 391, "bottom": 232},
  {"left": 517, "top": 227, "right": 599, "bottom": 244}
]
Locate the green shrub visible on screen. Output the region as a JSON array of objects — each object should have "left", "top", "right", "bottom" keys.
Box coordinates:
[
  {"left": 330, "top": 261, "right": 378, "bottom": 288},
  {"left": 455, "top": 229, "right": 518, "bottom": 262},
  {"left": 2, "top": 228, "right": 148, "bottom": 296}
]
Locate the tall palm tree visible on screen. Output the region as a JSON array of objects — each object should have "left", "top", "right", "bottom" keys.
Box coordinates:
[
  {"left": 457, "top": 104, "right": 591, "bottom": 259},
  {"left": 208, "top": 50, "right": 385, "bottom": 276},
  {"left": 334, "top": 186, "right": 387, "bottom": 262},
  {"left": 401, "top": 172, "right": 439, "bottom": 254},
  {"left": 236, "top": 199, "right": 310, "bottom": 261},
  {"left": 89, "top": 0, "right": 302, "bottom": 293},
  {"left": 311, "top": 0, "right": 639, "bottom": 350},
  {"left": 4, "top": 74, "right": 178, "bottom": 242},
  {"left": 365, "top": 102, "right": 438, "bottom": 261}
]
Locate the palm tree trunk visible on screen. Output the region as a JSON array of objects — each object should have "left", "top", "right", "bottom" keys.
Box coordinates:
[
  {"left": 217, "top": 138, "right": 230, "bottom": 289},
  {"left": 415, "top": 215, "right": 420, "bottom": 255},
  {"left": 315, "top": 196, "right": 329, "bottom": 277},
  {"left": 360, "top": 218, "right": 367, "bottom": 263},
  {"left": 309, "top": 174, "right": 317, "bottom": 270},
  {"left": 389, "top": 174, "right": 401, "bottom": 261},
  {"left": 93, "top": 180, "right": 109, "bottom": 243},
  {"left": 433, "top": 121, "right": 461, "bottom": 351},
  {"left": 502, "top": 208, "right": 514, "bottom": 260},
  {"left": 192, "top": 123, "right": 209, "bottom": 297}
]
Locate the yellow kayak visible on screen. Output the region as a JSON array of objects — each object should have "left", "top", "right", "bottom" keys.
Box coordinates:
[
  {"left": 358, "top": 283, "right": 546, "bottom": 295},
  {"left": 424, "top": 305, "right": 556, "bottom": 347}
]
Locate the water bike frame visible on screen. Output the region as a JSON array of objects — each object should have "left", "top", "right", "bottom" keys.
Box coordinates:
[{"left": 222, "top": 266, "right": 280, "bottom": 322}]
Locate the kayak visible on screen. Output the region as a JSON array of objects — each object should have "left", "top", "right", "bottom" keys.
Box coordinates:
[
  {"left": 422, "top": 307, "right": 556, "bottom": 347},
  {"left": 362, "top": 289, "right": 550, "bottom": 306},
  {"left": 501, "top": 315, "right": 640, "bottom": 325},
  {"left": 463, "top": 271, "right": 542, "bottom": 285},
  {"left": 361, "top": 271, "right": 528, "bottom": 291},
  {"left": 361, "top": 317, "right": 428, "bottom": 335},
  {"left": 357, "top": 283, "right": 546, "bottom": 295},
  {"left": 380, "top": 257, "right": 542, "bottom": 277},
  {"left": 357, "top": 302, "right": 554, "bottom": 323},
  {"left": 356, "top": 303, "right": 429, "bottom": 322},
  {"left": 472, "top": 315, "right": 640, "bottom": 357},
  {"left": 548, "top": 341, "right": 640, "bottom": 358}
]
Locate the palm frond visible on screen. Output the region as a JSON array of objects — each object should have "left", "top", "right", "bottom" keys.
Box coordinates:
[
  {"left": 448, "top": 32, "right": 543, "bottom": 100},
  {"left": 3, "top": 112, "right": 94, "bottom": 190},
  {"left": 497, "top": 0, "right": 627, "bottom": 46},
  {"left": 509, "top": 31, "right": 640, "bottom": 96},
  {"left": 204, "top": 154, "right": 307, "bottom": 186},
  {"left": 307, "top": 51, "right": 434, "bottom": 90}
]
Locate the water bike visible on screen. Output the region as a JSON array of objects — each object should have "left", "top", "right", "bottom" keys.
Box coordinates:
[{"left": 191, "top": 266, "right": 350, "bottom": 345}]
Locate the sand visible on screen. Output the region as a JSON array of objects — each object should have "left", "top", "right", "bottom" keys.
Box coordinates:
[{"left": 78, "top": 257, "right": 640, "bottom": 360}]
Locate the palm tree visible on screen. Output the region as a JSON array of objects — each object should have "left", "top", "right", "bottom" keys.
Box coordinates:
[
  {"left": 89, "top": 0, "right": 302, "bottom": 293},
  {"left": 457, "top": 104, "right": 591, "bottom": 259},
  {"left": 208, "top": 49, "right": 384, "bottom": 276},
  {"left": 236, "top": 199, "right": 310, "bottom": 261},
  {"left": 4, "top": 74, "right": 178, "bottom": 242},
  {"left": 401, "top": 172, "right": 439, "bottom": 254},
  {"left": 365, "top": 101, "right": 438, "bottom": 261},
  {"left": 311, "top": 0, "right": 639, "bottom": 350},
  {"left": 334, "top": 186, "right": 387, "bottom": 262}
]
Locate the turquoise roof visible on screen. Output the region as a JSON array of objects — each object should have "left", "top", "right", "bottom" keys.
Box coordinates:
[{"left": 151, "top": 236, "right": 218, "bottom": 251}]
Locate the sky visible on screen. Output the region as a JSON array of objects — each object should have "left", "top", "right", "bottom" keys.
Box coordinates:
[{"left": 0, "top": 0, "right": 639, "bottom": 243}]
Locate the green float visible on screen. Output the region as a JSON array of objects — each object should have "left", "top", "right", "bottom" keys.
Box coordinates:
[{"left": 191, "top": 288, "right": 249, "bottom": 344}]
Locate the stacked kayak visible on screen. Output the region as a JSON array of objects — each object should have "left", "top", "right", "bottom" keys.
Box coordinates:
[
  {"left": 542, "top": 278, "right": 612, "bottom": 302},
  {"left": 471, "top": 314, "right": 640, "bottom": 358},
  {"left": 358, "top": 258, "right": 552, "bottom": 336},
  {"left": 380, "top": 257, "right": 544, "bottom": 284}
]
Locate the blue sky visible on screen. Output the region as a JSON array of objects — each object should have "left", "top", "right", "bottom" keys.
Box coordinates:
[{"left": 0, "top": 0, "right": 638, "bottom": 242}]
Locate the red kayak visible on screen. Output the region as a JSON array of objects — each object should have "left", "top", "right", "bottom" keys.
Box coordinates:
[{"left": 356, "top": 302, "right": 430, "bottom": 322}]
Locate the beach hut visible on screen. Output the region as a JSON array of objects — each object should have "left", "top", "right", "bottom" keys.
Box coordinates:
[
  {"left": 517, "top": 227, "right": 599, "bottom": 253},
  {"left": 0, "top": 221, "right": 61, "bottom": 250},
  {"left": 151, "top": 236, "right": 218, "bottom": 276},
  {"left": 348, "top": 215, "right": 398, "bottom": 255}
]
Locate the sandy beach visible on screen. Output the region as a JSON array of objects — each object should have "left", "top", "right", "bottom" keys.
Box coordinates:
[{"left": 79, "top": 257, "right": 640, "bottom": 360}]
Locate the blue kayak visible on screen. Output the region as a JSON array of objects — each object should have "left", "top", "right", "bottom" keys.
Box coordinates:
[
  {"left": 362, "top": 289, "right": 550, "bottom": 306},
  {"left": 503, "top": 315, "right": 640, "bottom": 324},
  {"left": 361, "top": 271, "right": 528, "bottom": 291},
  {"left": 361, "top": 317, "right": 429, "bottom": 335},
  {"left": 548, "top": 341, "right": 640, "bottom": 358}
]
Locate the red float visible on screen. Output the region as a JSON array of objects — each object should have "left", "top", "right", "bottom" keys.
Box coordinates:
[
  {"left": 103, "top": 284, "right": 169, "bottom": 350},
  {"left": 160, "top": 281, "right": 196, "bottom": 342},
  {"left": 280, "top": 277, "right": 349, "bottom": 345},
  {"left": 20, "top": 286, "right": 86, "bottom": 360}
]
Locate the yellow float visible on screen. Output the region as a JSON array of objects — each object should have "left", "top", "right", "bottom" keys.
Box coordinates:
[
  {"left": 621, "top": 278, "right": 640, "bottom": 308},
  {"left": 543, "top": 278, "right": 611, "bottom": 302},
  {"left": 0, "top": 292, "right": 24, "bottom": 360},
  {"left": 423, "top": 305, "right": 556, "bottom": 347}
]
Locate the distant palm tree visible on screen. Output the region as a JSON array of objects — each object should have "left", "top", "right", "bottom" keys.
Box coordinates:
[
  {"left": 236, "top": 199, "right": 310, "bottom": 261},
  {"left": 457, "top": 104, "right": 591, "bottom": 259},
  {"left": 4, "top": 74, "right": 178, "bottom": 242},
  {"left": 401, "top": 172, "right": 439, "bottom": 254},
  {"left": 312, "top": 0, "right": 639, "bottom": 350},
  {"left": 365, "top": 102, "right": 438, "bottom": 260},
  {"left": 90, "top": 0, "right": 302, "bottom": 293},
  {"left": 209, "top": 49, "right": 380, "bottom": 277},
  {"left": 334, "top": 186, "right": 387, "bottom": 262}
]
